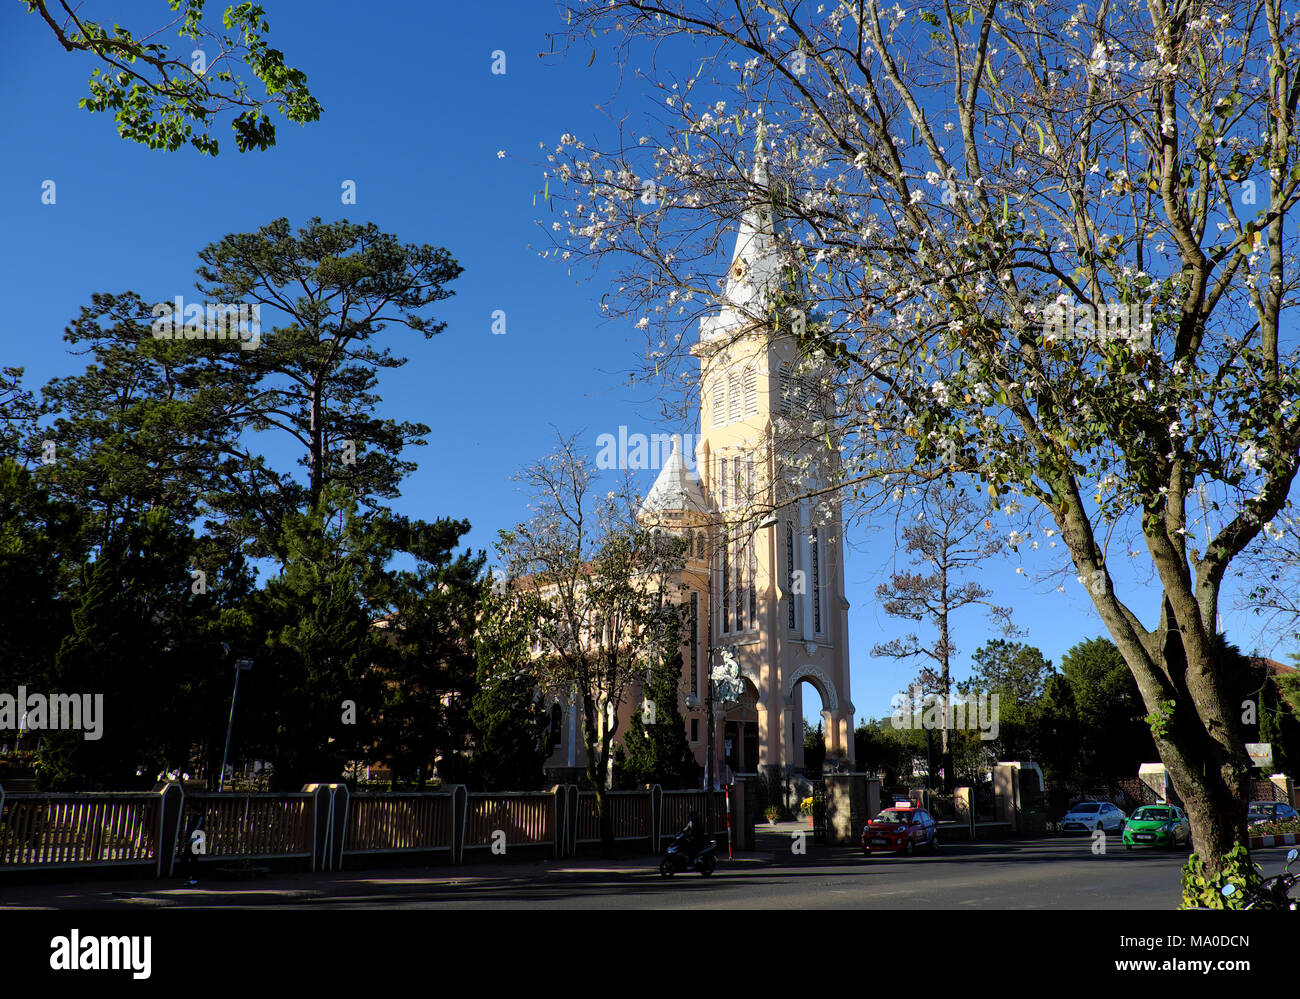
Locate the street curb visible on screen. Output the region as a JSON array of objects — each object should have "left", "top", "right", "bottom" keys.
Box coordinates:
[{"left": 1248, "top": 832, "right": 1300, "bottom": 848}]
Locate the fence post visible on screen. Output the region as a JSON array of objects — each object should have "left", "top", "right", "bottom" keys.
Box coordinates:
[
  {"left": 551, "top": 785, "right": 567, "bottom": 858},
  {"left": 331, "top": 784, "right": 349, "bottom": 870},
  {"left": 567, "top": 785, "right": 579, "bottom": 856},
  {"left": 157, "top": 782, "right": 185, "bottom": 879},
  {"left": 650, "top": 785, "right": 662, "bottom": 855},
  {"left": 449, "top": 785, "right": 467, "bottom": 864},
  {"left": 730, "top": 776, "right": 754, "bottom": 851},
  {"left": 302, "top": 783, "right": 350, "bottom": 872},
  {"left": 302, "top": 785, "right": 325, "bottom": 872}
]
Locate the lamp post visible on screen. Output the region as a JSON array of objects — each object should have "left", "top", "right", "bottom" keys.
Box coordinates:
[{"left": 216, "top": 659, "right": 253, "bottom": 792}]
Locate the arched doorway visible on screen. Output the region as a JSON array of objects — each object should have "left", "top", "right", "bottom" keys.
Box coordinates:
[
  {"left": 721, "top": 678, "right": 761, "bottom": 780},
  {"left": 795, "top": 679, "right": 827, "bottom": 777},
  {"left": 784, "top": 665, "right": 842, "bottom": 772}
]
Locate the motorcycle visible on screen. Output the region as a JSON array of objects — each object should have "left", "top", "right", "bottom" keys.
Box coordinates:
[
  {"left": 1220, "top": 848, "right": 1299, "bottom": 909},
  {"left": 659, "top": 831, "right": 718, "bottom": 877}
]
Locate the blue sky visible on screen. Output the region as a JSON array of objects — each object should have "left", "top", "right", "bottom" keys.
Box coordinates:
[{"left": 0, "top": 1, "right": 1289, "bottom": 728}]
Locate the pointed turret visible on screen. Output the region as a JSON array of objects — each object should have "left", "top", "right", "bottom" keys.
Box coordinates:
[{"left": 637, "top": 436, "right": 710, "bottom": 524}]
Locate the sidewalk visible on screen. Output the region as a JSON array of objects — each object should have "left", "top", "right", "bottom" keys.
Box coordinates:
[{"left": 0, "top": 823, "right": 838, "bottom": 910}]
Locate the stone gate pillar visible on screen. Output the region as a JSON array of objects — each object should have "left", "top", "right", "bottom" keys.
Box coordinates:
[
  {"left": 865, "top": 775, "right": 881, "bottom": 821},
  {"left": 824, "top": 773, "right": 866, "bottom": 847}
]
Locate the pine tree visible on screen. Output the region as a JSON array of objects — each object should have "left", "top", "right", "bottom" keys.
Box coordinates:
[{"left": 620, "top": 615, "right": 699, "bottom": 789}]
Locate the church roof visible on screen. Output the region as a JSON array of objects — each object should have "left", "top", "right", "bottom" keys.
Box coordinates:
[
  {"left": 637, "top": 436, "right": 709, "bottom": 521},
  {"left": 700, "top": 127, "right": 803, "bottom": 342}
]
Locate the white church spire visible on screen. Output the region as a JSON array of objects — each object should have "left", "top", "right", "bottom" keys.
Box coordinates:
[{"left": 701, "top": 122, "right": 800, "bottom": 342}]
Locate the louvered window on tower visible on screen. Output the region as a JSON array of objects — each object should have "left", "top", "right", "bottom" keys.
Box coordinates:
[
  {"left": 728, "top": 370, "right": 742, "bottom": 422},
  {"left": 811, "top": 527, "right": 822, "bottom": 633},
  {"left": 778, "top": 363, "right": 792, "bottom": 415},
  {"left": 743, "top": 365, "right": 757, "bottom": 415},
  {"left": 711, "top": 378, "right": 725, "bottom": 427},
  {"left": 786, "top": 521, "right": 796, "bottom": 630}
]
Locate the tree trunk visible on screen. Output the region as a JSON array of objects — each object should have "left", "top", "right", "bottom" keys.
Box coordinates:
[
  {"left": 938, "top": 607, "right": 954, "bottom": 794},
  {"left": 1129, "top": 623, "right": 1251, "bottom": 877},
  {"left": 595, "top": 786, "right": 615, "bottom": 855}
]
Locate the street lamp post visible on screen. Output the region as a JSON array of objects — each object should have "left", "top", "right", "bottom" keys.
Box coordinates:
[{"left": 216, "top": 659, "right": 253, "bottom": 792}]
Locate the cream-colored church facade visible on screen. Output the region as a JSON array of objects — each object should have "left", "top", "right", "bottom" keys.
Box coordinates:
[{"left": 542, "top": 148, "right": 854, "bottom": 785}]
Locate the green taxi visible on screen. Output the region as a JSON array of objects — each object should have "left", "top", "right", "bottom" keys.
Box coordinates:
[{"left": 1121, "top": 804, "right": 1191, "bottom": 849}]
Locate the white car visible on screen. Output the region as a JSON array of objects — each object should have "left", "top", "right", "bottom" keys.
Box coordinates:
[{"left": 1060, "top": 801, "right": 1127, "bottom": 833}]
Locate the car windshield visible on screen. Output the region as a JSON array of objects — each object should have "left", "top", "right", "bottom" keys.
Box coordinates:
[
  {"left": 875, "top": 810, "right": 911, "bottom": 824},
  {"left": 1248, "top": 804, "right": 1272, "bottom": 815},
  {"left": 1071, "top": 803, "right": 1101, "bottom": 813},
  {"left": 1133, "top": 808, "right": 1171, "bottom": 821}
]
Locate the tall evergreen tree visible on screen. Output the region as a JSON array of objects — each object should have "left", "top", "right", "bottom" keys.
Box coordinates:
[
  {"left": 0, "top": 460, "right": 85, "bottom": 699},
  {"left": 620, "top": 612, "right": 699, "bottom": 789},
  {"left": 41, "top": 509, "right": 232, "bottom": 789},
  {"left": 194, "top": 217, "right": 462, "bottom": 560},
  {"left": 369, "top": 516, "right": 486, "bottom": 788}
]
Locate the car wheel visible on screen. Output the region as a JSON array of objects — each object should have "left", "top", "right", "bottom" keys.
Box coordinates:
[
  {"left": 905, "top": 838, "right": 915, "bottom": 857},
  {"left": 930, "top": 832, "right": 939, "bottom": 853}
]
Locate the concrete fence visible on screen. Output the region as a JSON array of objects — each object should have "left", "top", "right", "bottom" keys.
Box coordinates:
[
  {"left": 0, "top": 790, "right": 172, "bottom": 874},
  {"left": 0, "top": 781, "right": 753, "bottom": 880}
]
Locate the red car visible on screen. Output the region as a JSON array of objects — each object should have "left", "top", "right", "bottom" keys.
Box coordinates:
[{"left": 860, "top": 804, "right": 939, "bottom": 856}]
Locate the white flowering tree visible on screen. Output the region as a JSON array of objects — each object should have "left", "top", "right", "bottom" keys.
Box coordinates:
[
  {"left": 542, "top": 0, "right": 1300, "bottom": 885},
  {"left": 495, "top": 432, "right": 685, "bottom": 849}
]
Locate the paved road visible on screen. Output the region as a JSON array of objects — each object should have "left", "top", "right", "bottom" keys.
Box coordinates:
[{"left": 2, "top": 827, "right": 1293, "bottom": 910}]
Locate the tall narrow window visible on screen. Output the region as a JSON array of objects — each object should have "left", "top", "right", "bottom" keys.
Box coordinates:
[
  {"left": 734, "top": 533, "right": 744, "bottom": 633},
  {"left": 786, "top": 521, "right": 796, "bottom": 629},
  {"left": 690, "top": 591, "right": 699, "bottom": 697},
  {"left": 719, "top": 457, "right": 729, "bottom": 509},
  {"left": 721, "top": 528, "right": 731, "bottom": 635},
  {"left": 779, "top": 363, "right": 792, "bottom": 415},
  {"left": 748, "top": 534, "right": 758, "bottom": 630},
  {"left": 728, "top": 370, "right": 742, "bottom": 422},
  {"left": 811, "top": 527, "right": 822, "bottom": 633},
  {"left": 711, "top": 377, "right": 725, "bottom": 427},
  {"left": 743, "top": 365, "right": 757, "bottom": 415}
]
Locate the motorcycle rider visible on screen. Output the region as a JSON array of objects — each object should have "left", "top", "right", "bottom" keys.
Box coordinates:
[{"left": 679, "top": 810, "right": 706, "bottom": 859}]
